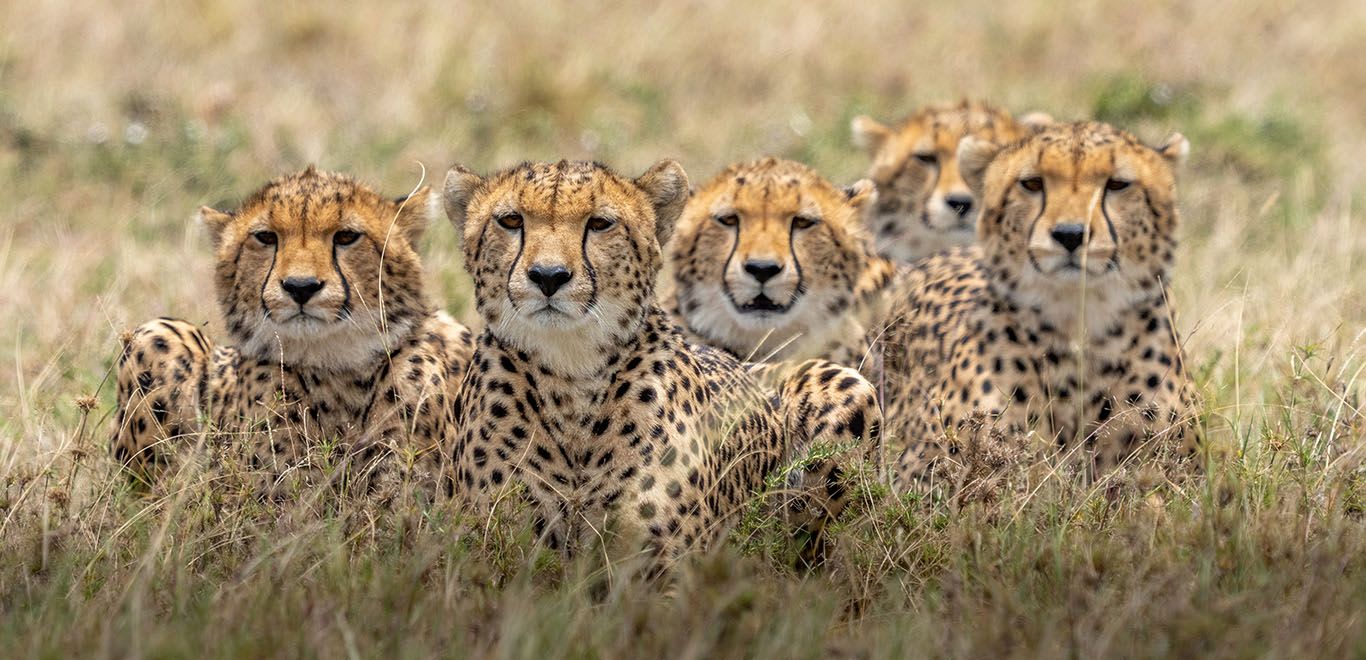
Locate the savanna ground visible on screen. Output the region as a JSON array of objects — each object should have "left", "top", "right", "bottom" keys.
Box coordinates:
[{"left": 2, "top": 1, "right": 1364, "bottom": 657}]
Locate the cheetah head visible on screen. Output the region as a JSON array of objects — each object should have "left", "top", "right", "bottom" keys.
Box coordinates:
[
  {"left": 198, "top": 166, "right": 435, "bottom": 369},
  {"left": 670, "top": 157, "right": 880, "bottom": 357},
  {"left": 443, "top": 160, "right": 688, "bottom": 376},
  {"left": 960, "top": 121, "right": 1189, "bottom": 333},
  {"left": 852, "top": 101, "right": 1051, "bottom": 262}
]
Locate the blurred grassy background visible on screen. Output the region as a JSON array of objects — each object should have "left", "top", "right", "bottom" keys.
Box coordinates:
[{"left": 1, "top": 1, "right": 1363, "bottom": 657}]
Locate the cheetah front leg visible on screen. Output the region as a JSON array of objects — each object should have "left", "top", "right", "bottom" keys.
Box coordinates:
[
  {"left": 1087, "top": 375, "right": 1200, "bottom": 477},
  {"left": 343, "top": 313, "right": 474, "bottom": 502},
  {"left": 1076, "top": 322, "right": 1201, "bottom": 478},
  {"left": 111, "top": 318, "right": 215, "bottom": 483},
  {"left": 758, "top": 360, "right": 882, "bottom": 563},
  {"left": 887, "top": 383, "right": 1032, "bottom": 503}
]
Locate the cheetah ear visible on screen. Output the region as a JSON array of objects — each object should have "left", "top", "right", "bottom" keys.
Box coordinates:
[
  {"left": 634, "top": 159, "right": 690, "bottom": 247},
  {"left": 1018, "top": 112, "right": 1054, "bottom": 132},
  {"left": 851, "top": 115, "right": 892, "bottom": 156},
  {"left": 842, "top": 178, "right": 877, "bottom": 213},
  {"left": 443, "top": 165, "right": 483, "bottom": 241},
  {"left": 198, "top": 206, "right": 234, "bottom": 250},
  {"left": 1156, "top": 132, "right": 1190, "bottom": 168},
  {"left": 957, "top": 136, "right": 1003, "bottom": 195},
  {"left": 391, "top": 185, "right": 435, "bottom": 244}
]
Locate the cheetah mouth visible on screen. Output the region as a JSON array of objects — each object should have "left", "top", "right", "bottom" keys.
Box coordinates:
[
  {"left": 528, "top": 304, "right": 573, "bottom": 318},
  {"left": 924, "top": 212, "right": 976, "bottom": 232},
  {"left": 521, "top": 301, "right": 587, "bottom": 327},
  {"left": 251, "top": 310, "right": 371, "bottom": 348},
  {"left": 275, "top": 309, "right": 340, "bottom": 326},
  {"left": 735, "top": 293, "right": 792, "bottom": 315},
  {"left": 1029, "top": 253, "right": 1119, "bottom": 277}
]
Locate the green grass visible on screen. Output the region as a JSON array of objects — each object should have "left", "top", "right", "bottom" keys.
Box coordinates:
[{"left": 1, "top": 0, "right": 1364, "bottom": 657}]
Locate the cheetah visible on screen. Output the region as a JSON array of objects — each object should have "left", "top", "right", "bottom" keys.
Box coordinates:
[
  {"left": 664, "top": 157, "right": 900, "bottom": 366},
  {"left": 852, "top": 100, "right": 1051, "bottom": 263},
  {"left": 441, "top": 159, "right": 882, "bottom": 567},
  {"left": 111, "top": 167, "right": 475, "bottom": 496},
  {"left": 872, "top": 121, "right": 1201, "bottom": 490}
]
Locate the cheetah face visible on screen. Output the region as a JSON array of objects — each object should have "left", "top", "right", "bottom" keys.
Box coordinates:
[
  {"left": 961, "top": 121, "right": 1188, "bottom": 328},
  {"left": 852, "top": 101, "right": 1050, "bottom": 263},
  {"left": 444, "top": 160, "right": 688, "bottom": 376},
  {"left": 199, "top": 167, "right": 433, "bottom": 368},
  {"left": 672, "top": 158, "right": 877, "bottom": 341}
]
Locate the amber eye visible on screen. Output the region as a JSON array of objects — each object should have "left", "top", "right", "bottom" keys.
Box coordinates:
[
  {"left": 1105, "top": 178, "right": 1132, "bottom": 191},
  {"left": 914, "top": 153, "right": 938, "bottom": 166},
  {"left": 333, "top": 230, "right": 362, "bottom": 246},
  {"left": 495, "top": 213, "right": 524, "bottom": 230},
  {"left": 714, "top": 213, "right": 739, "bottom": 227},
  {"left": 1019, "top": 177, "right": 1044, "bottom": 193},
  {"left": 587, "top": 216, "right": 615, "bottom": 232},
  {"left": 253, "top": 230, "right": 278, "bottom": 246},
  {"left": 792, "top": 215, "right": 820, "bottom": 230}
]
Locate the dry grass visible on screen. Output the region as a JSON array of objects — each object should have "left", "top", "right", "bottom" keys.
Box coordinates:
[{"left": 1, "top": 1, "right": 1364, "bottom": 657}]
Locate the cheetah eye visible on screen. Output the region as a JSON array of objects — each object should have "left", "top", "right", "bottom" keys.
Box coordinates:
[
  {"left": 714, "top": 213, "right": 740, "bottom": 228},
  {"left": 792, "top": 215, "right": 820, "bottom": 230},
  {"left": 1105, "top": 178, "right": 1132, "bottom": 191},
  {"left": 1018, "top": 177, "right": 1044, "bottom": 193},
  {"left": 333, "top": 230, "right": 362, "bottom": 246},
  {"left": 914, "top": 153, "right": 938, "bottom": 166},
  {"left": 587, "top": 216, "right": 615, "bottom": 232},
  {"left": 495, "top": 212, "right": 524, "bottom": 230},
  {"left": 253, "top": 230, "right": 278, "bottom": 246}
]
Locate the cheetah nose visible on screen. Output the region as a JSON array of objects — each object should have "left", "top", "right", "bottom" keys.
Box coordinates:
[
  {"left": 527, "top": 264, "right": 573, "bottom": 297},
  {"left": 945, "top": 195, "right": 974, "bottom": 217},
  {"left": 1050, "top": 223, "right": 1087, "bottom": 253},
  {"left": 281, "top": 277, "right": 325, "bottom": 305},
  {"left": 743, "top": 260, "right": 784, "bottom": 284}
]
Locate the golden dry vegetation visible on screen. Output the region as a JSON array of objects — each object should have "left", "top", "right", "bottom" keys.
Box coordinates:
[{"left": 1, "top": 1, "right": 1364, "bottom": 657}]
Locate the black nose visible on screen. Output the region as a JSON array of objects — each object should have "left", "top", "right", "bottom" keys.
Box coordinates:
[
  {"left": 281, "top": 277, "right": 325, "bottom": 305},
  {"left": 743, "top": 260, "right": 784, "bottom": 283},
  {"left": 945, "top": 195, "right": 974, "bottom": 217},
  {"left": 1050, "top": 223, "right": 1087, "bottom": 253},
  {"left": 527, "top": 264, "right": 573, "bottom": 297}
]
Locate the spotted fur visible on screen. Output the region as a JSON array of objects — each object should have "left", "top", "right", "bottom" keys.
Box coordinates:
[
  {"left": 873, "top": 122, "right": 1200, "bottom": 490},
  {"left": 111, "top": 167, "right": 475, "bottom": 497},
  {"left": 442, "top": 160, "right": 882, "bottom": 567}
]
